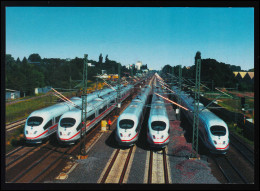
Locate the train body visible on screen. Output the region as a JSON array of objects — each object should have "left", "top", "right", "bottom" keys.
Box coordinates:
[
  {"left": 115, "top": 85, "right": 151, "bottom": 146},
  {"left": 57, "top": 85, "right": 133, "bottom": 144},
  {"left": 147, "top": 82, "right": 170, "bottom": 148},
  {"left": 24, "top": 87, "right": 116, "bottom": 143},
  {"left": 172, "top": 86, "right": 229, "bottom": 154},
  {"left": 24, "top": 97, "right": 82, "bottom": 143}
]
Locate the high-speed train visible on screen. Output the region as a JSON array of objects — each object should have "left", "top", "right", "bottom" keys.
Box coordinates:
[
  {"left": 171, "top": 86, "right": 229, "bottom": 154},
  {"left": 147, "top": 80, "right": 170, "bottom": 148},
  {"left": 24, "top": 87, "right": 116, "bottom": 143},
  {"left": 57, "top": 85, "right": 133, "bottom": 144},
  {"left": 115, "top": 85, "right": 151, "bottom": 146}
]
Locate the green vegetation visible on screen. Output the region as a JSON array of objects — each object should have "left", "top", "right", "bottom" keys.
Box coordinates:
[
  {"left": 204, "top": 93, "right": 254, "bottom": 119},
  {"left": 6, "top": 125, "right": 25, "bottom": 153},
  {"left": 227, "top": 122, "right": 254, "bottom": 146},
  {"left": 6, "top": 91, "right": 76, "bottom": 123},
  {"left": 6, "top": 53, "right": 135, "bottom": 97},
  {"left": 162, "top": 56, "right": 254, "bottom": 92}
]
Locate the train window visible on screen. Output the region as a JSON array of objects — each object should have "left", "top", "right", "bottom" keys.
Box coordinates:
[
  {"left": 99, "top": 106, "right": 107, "bottom": 114},
  {"left": 210, "top": 126, "right": 226, "bottom": 136},
  {"left": 43, "top": 120, "right": 52, "bottom": 130},
  {"left": 76, "top": 123, "right": 82, "bottom": 131},
  {"left": 119, "top": 119, "right": 134, "bottom": 129},
  {"left": 27, "top": 116, "right": 43, "bottom": 126},
  {"left": 151, "top": 121, "right": 166, "bottom": 131},
  {"left": 87, "top": 113, "right": 95, "bottom": 121},
  {"left": 60, "top": 118, "right": 76, "bottom": 128},
  {"left": 55, "top": 115, "right": 61, "bottom": 123}
]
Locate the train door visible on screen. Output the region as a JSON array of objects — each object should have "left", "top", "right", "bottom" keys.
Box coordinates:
[
  {"left": 43, "top": 119, "right": 53, "bottom": 136},
  {"left": 86, "top": 111, "right": 95, "bottom": 131}
]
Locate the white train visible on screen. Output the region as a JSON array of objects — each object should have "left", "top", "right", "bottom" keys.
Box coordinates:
[
  {"left": 147, "top": 81, "right": 170, "bottom": 148},
  {"left": 24, "top": 87, "right": 116, "bottom": 143},
  {"left": 115, "top": 85, "right": 151, "bottom": 146},
  {"left": 172, "top": 86, "right": 229, "bottom": 154},
  {"left": 57, "top": 85, "right": 133, "bottom": 144}
]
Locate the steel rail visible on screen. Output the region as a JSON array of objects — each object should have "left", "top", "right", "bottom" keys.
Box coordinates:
[
  {"left": 6, "top": 121, "right": 26, "bottom": 132},
  {"left": 6, "top": 146, "right": 24, "bottom": 157},
  {"left": 6, "top": 146, "right": 42, "bottom": 168},
  {"left": 163, "top": 148, "right": 169, "bottom": 184},
  {"left": 230, "top": 133, "right": 254, "bottom": 153},
  {"left": 148, "top": 151, "right": 153, "bottom": 184},
  {"left": 212, "top": 157, "right": 231, "bottom": 183},
  {"left": 225, "top": 156, "right": 249, "bottom": 184},
  {"left": 6, "top": 118, "right": 27, "bottom": 127},
  {"left": 118, "top": 147, "right": 133, "bottom": 184},
  {"left": 100, "top": 149, "right": 120, "bottom": 183},
  {"left": 230, "top": 142, "right": 254, "bottom": 166},
  {"left": 10, "top": 148, "right": 56, "bottom": 183},
  {"left": 30, "top": 147, "right": 71, "bottom": 183}
]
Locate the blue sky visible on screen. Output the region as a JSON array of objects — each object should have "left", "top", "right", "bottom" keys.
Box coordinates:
[{"left": 6, "top": 7, "right": 254, "bottom": 70}]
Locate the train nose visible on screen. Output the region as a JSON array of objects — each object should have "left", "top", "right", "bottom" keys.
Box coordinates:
[
  {"left": 59, "top": 128, "right": 72, "bottom": 137},
  {"left": 213, "top": 139, "right": 229, "bottom": 150},
  {"left": 152, "top": 134, "right": 164, "bottom": 140},
  {"left": 25, "top": 129, "right": 38, "bottom": 136}
]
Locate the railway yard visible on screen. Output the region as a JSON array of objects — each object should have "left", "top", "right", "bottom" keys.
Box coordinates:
[{"left": 4, "top": 74, "right": 255, "bottom": 188}]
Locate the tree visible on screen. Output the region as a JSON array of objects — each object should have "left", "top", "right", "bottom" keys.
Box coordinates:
[
  {"left": 98, "top": 53, "right": 103, "bottom": 64},
  {"left": 105, "top": 55, "right": 109, "bottom": 64},
  {"left": 28, "top": 53, "right": 41, "bottom": 62}
]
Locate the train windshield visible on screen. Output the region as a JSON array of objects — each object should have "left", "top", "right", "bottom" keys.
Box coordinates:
[
  {"left": 27, "top": 116, "right": 43, "bottom": 126},
  {"left": 210, "top": 125, "right": 226, "bottom": 136},
  {"left": 60, "top": 118, "right": 76, "bottom": 128},
  {"left": 119, "top": 119, "right": 134, "bottom": 129},
  {"left": 151, "top": 121, "right": 166, "bottom": 131}
]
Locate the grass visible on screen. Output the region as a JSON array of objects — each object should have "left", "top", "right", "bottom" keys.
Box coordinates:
[
  {"left": 5, "top": 92, "right": 77, "bottom": 124},
  {"left": 6, "top": 125, "right": 25, "bottom": 153},
  {"left": 5, "top": 82, "right": 106, "bottom": 153},
  {"left": 204, "top": 92, "right": 254, "bottom": 119},
  {"left": 227, "top": 122, "right": 254, "bottom": 146}
]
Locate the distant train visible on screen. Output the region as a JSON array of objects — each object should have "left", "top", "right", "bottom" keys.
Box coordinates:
[
  {"left": 115, "top": 85, "right": 151, "bottom": 146},
  {"left": 171, "top": 86, "right": 229, "bottom": 154},
  {"left": 147, "top": 78, "right": 170, "bottom": 148},
  {"left": 24, "top": 87, "right": 117, "bottom": 143},
  {"left": 57, "top": 85, "right": 133, "bottom": 144}
]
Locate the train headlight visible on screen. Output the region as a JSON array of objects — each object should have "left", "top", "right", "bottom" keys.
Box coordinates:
[
  {"left": 153, "top": 135, "right": 156, "bottom": 139},
  {"left": 26, "top": 130, "right": 28, "bottom": 134},
  {"left": 120, "top": 133, "right": 123, "bottom": 137},
  {"left": 128, "top": 133, "right": 131, "bottom": 137},
  {"left": 60, "top": 132, "right": 62, "bottom": 135},
  {"left": 68, "top": 132, "right": 71, "bottom": 136},
  {"left": 223, "top": 141, "right": 226, "bottom": 145},
  {"left": 213, "top": 140, "right": 217, "bottom": 145},
  {"left": 161, "top": 135, "right": 164, "bottom": 139},
  {"left": 34, "top": 131, "right": 37, "bottom": 134}
]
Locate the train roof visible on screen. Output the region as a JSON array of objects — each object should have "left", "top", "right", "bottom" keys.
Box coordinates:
[
  {"left": 28, "top": 101, "right": 79, "bottom": 119},
  {"left": 172, "top": 85, "right": 228, "bottom": 128},
  {"left": 200, "top": 109, "right": 228, "bottom": 128}
]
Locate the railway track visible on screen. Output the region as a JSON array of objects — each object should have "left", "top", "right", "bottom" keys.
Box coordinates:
[
  {"left": 212, "top": 155, "right": 250, "bottom": 184},
  {"left": 147, "top": 148, "right": 170, "bottom": 184},
  {"left": 6, "top": 143, "right": 48, "bottom": 169},
  {"left": 99, "top": 147, "right": 170, "bottom": 184},
  {"left": 6, "top": 118, "right": 26, "bottom": 132},
  {"left": 229, "top": 133, "right": 254, "bottom": 166},
  {"left": 6, "top": 113, "right": 116, "bottom": 183},
  {"left": 5, "top": 82, "right": 144, "bottom": 183},
  {"left": 99, "top": 146, "right": 135, "bottom": 184}
]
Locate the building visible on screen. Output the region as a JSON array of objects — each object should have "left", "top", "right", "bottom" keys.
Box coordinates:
[
  {"left": 35, "top": 86, "right": 52, "bottom": 95},
  {"left": 6, "top": 89, "right": 20, "bottom": 100},
  {"left": 88, "top": 63, "right": 95, "bottom": 67},
  {"left": 135, "top": 61, "right": 142, "bottom": 70}
]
